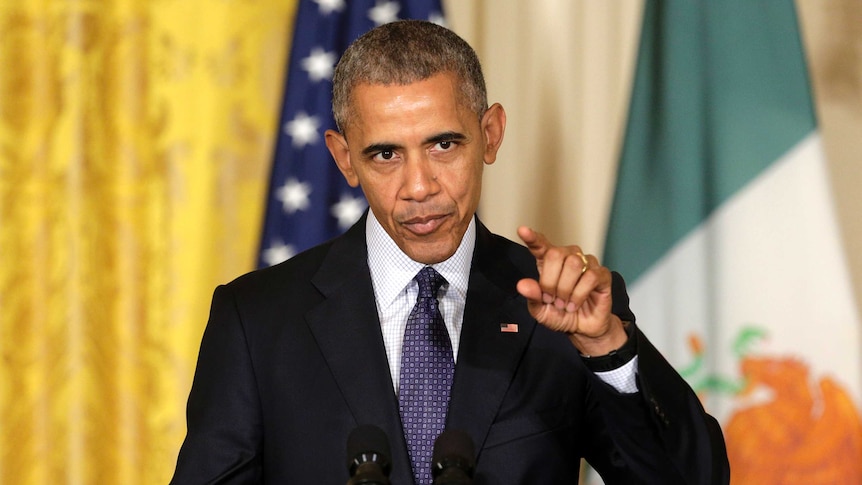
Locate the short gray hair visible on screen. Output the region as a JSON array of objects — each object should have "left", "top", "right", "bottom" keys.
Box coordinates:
[{"left": 331, "top": 20, "right": 488, "bottom": 132}]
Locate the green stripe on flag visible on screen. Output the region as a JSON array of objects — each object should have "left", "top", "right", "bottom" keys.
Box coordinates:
[{"left": 604, "top": 0, "right": 816, "bottom": 281}]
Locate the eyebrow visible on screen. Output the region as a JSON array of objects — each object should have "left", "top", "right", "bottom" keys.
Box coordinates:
[
  {"left": 425, "top": 131, "right": 467, "bottom": 145},
  {"left": 359, "top": 131, "right": 468, "bottom": 157},
  {"left": 361, "top": 142, "right": 402, "bottom": 157}
]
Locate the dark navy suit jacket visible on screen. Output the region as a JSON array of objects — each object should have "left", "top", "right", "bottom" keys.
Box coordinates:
[{"left": 172, "top": 215, "right": 729, "bottom": 484}]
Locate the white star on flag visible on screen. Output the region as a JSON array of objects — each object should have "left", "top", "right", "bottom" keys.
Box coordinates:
[
  {"left": 276, "top": 177, "right": 312, "bottom": 214},
  {"left": 301, "top": 47, "right": 337, "bottom": 82},
  {"left": 331, "top": 193, "right": 367, "bottom": 230},
  {"left": 312, "top": 0, "right": 345, "bottom": 15},
  {"left": 284, "top": 112, "right": 320, "bottom": 148},
  {"left": 262, "top": 240, "right": 296, "bottom": 266},
  {"left": 368, "top": 1, "right": 400, "bottom": 26}
]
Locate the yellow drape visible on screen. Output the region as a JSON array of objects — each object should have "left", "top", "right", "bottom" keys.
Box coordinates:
[{"left": 0, "top": 1, "right": 295, "bottom": 482}]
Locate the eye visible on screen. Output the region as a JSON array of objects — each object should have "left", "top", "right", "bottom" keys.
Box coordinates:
[
  {"left": 437, "top": 141, "right": 453, "bottom": 150},
  {"left": 373, "top": 150, "right": 396, "bottom": 161}
]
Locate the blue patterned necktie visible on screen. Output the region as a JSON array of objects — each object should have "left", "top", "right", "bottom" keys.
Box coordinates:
[{"left": 399, "top": 266, "right": 454, "bottom": 485}]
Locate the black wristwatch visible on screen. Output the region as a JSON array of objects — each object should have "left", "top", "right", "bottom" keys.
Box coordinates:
[{"left": 579, "top": 321, "right": 637, "bottom": 372}]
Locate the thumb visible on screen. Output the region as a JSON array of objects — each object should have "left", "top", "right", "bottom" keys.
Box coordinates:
[{"left": 516, "top": 277, "right": 543, "bottom": 302}]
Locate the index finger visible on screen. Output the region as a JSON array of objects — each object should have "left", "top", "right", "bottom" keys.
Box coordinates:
[{"left": 517, "top": 226, "right": 550, "bottom": 260}]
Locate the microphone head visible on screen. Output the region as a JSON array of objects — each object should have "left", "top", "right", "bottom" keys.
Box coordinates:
[
  {"left": 346, "top": 424, "right": 392, "bottom": 477},
  {"left": 432, "top": 429, "right": 475, "bottom": 479}
]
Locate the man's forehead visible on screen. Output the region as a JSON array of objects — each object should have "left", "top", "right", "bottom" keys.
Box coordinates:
[{"left": 343, "top": 75, "right": 471, "bottom": 136}]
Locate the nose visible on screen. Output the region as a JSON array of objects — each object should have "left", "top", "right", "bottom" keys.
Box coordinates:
[{"left": 400, "top": 155, "right": 440, "bottom": 201}]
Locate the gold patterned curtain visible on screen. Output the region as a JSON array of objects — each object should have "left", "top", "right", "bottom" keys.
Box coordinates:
[{"left": 0, "top": 1, "right": 295, "bottom": 482}]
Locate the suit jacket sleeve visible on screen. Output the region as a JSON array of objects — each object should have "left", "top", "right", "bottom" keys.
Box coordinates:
[
  {"left": 583, "top": 272, "right": 730, "bottom": 484},
  {"left": 171, "top": 284, "right": 263, "bottom": 484}
]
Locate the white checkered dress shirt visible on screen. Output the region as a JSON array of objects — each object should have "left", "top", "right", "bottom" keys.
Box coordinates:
[{"left": 366, "top": 211, "right": 473, "bottom": 394}]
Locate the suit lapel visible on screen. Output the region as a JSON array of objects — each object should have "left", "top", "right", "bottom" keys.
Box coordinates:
[
  {"left": 303, "top": 217, "right": 537, "bottom": 479},
  {"left": 447, "top": 222, "right": 537, "bottom": 455},
  {"left": 304, "top": 217, "right": 412, "bottom": 480}
]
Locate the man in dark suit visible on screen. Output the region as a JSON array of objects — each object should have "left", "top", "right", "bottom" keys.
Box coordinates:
[{"left": 172, "top": 20, "right": 729, "bottom": 484}]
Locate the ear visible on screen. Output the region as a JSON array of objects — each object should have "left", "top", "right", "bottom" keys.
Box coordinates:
[
  {"left": 480, "top": 103, "right": 506, "bottom": 165},
  {"left": 325, "top": 129, "right": 360, "bottom": 187}
]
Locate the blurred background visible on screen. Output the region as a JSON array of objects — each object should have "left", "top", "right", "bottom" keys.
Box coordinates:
[{"left": 1, "top": 0, "right": 860, "bottom": 483}]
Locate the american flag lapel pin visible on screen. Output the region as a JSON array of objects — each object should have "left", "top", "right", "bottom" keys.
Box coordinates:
[{"left": 500, "top": 323, "right": 519, "bottom": 333}]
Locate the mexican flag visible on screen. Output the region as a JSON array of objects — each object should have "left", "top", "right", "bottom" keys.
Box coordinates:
[{"left": 604, "top": 1, "right": 862, "bottom": 482}]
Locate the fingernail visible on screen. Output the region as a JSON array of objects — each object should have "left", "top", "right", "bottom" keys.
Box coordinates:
[
  {"left": 542, "top": 293, "right": 553, "bottom": 304},
  {"left": 566, "top": 302, "right": 577, "bottom": 313},
  {"left": 554, "top": 298, "right": 565, "bottom": 309}
]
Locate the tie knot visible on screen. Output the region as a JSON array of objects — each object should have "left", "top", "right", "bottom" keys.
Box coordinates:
[{"left": 415, "top": 266, "right": 445, "bottom": 300}]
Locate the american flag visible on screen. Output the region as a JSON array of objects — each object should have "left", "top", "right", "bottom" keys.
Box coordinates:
[{"left": 258, "top": 0, "right": 445, "bottom": 268}]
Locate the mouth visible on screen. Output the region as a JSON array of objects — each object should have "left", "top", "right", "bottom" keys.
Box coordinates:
[{"left": 400, "top": 213, "right": 450, "bottom": 236}]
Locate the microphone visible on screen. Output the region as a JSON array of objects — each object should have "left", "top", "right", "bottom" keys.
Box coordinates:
[
  {"left": 432, "top": 429, "right": 475, "bottom": 484},
  {"left": 346, "top": 424, "right": 392, "bottom": 485}
]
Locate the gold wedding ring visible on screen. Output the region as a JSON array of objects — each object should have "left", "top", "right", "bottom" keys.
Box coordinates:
[{"left": 576, "top": 252, "right": 589, "bottom": 274}]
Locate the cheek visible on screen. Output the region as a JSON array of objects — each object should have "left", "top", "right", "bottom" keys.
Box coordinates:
[
  {"left": 447, "top": 164, "right": 484, "bottom": 207},
  {"left": 360, "top": 177, "right": 400, "bottom": 213}
]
